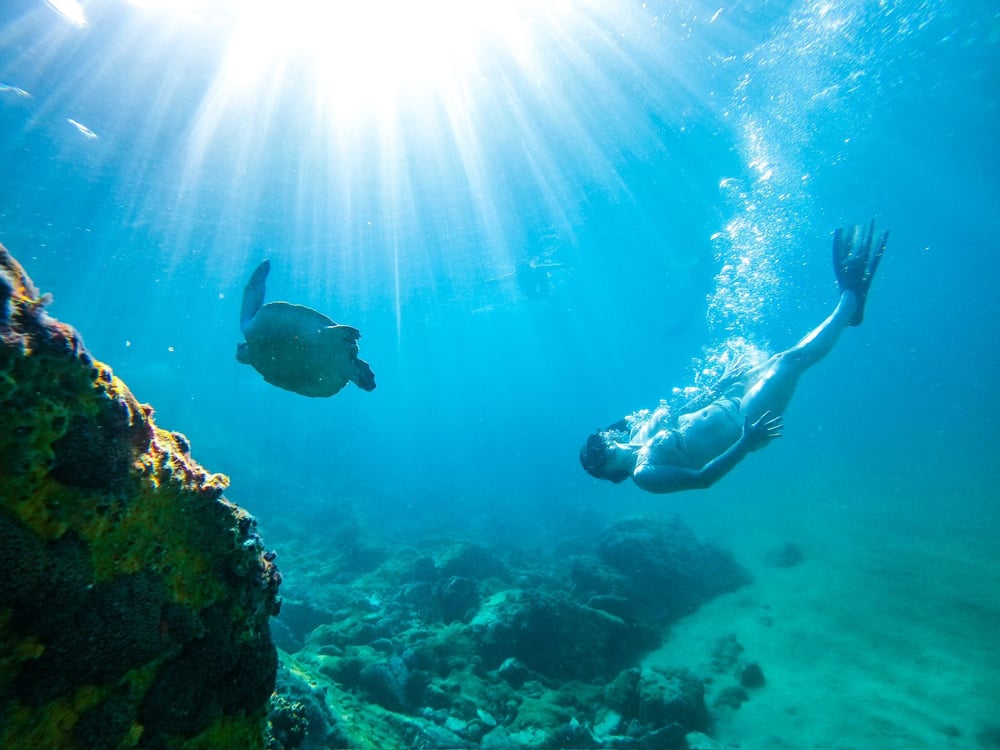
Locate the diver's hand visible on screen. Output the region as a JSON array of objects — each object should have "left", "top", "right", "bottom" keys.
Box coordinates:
[{"left": 743, "top": 411, "right": 783, "bottom": 451}]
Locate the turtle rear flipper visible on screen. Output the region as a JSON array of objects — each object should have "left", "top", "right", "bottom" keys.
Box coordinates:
[{"left": 236, "top": 341, "right": 251, "bottom": 364}]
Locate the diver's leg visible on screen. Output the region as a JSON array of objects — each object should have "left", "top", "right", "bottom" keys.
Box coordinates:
[
  {"left": 784, "top": 291, "right": 857, "bottom": 364},
  {"left": 739, "top": 221, "right": 887, "bottom": 418},
  {"left": 739, "top": 293, "right": 855, "bottom": 418}
]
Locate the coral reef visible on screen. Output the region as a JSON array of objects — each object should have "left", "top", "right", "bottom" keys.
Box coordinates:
[
  {"left": 0, "top": 243, "right": 281, "bottom": 749},
  {"left": 268, "top": 513, "right": 750, "bottom": 749}
]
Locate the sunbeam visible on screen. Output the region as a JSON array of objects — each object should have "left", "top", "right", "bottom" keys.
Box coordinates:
[{"left": 1, "top": 0, "right": 740, "bottom": 340}]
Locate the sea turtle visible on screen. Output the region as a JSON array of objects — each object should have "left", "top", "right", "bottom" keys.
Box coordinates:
[{"left": 236, "top": 260, "right": 376, "bottom": 397}]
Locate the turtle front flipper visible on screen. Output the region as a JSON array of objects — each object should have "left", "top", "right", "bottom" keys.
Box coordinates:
[{"left": 240, "top": 260, "right": 271, "bottom": 334}]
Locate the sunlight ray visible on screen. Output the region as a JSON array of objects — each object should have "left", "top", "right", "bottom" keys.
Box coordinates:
[{"left": 1, "top": 0, "right": 746, "bottom": 333}]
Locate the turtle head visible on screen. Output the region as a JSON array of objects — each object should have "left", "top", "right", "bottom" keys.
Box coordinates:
[{"left": 351, "top": 359, "right": 376, "bottom": 392}]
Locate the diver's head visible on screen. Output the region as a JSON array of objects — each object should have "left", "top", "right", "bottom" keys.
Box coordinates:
[{"left": 579, "top": 428, "right": 633, "bottom": 483}]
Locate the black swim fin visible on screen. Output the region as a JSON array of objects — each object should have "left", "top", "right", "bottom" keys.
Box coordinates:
[{"left": 833, "top": 219, "right": 888, "bottom": 326}]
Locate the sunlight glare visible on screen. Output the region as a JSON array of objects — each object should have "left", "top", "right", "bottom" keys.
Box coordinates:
[
  {"left": 103, "top": 0, "right": 681, "bottom": 327},
  {"left": 130, "top": 0, "right": 552, "bottom": 111}
]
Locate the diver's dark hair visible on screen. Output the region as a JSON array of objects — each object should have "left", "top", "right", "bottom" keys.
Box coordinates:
[{"left": 579, "top": 431, "right": 631, "bottom": 483}]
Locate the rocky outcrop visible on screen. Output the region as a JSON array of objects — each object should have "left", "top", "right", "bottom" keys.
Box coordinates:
[
  {"left": 0, "top": 244, "right": 281, "bottom": 749},
  {"left": 273, "top": 510, "right": 751, "bottom": 749},
  {"left": 573, "top": 514, "right": 752, "bottom": 624},
  {"left": 471, "top": 588, "right": 651, "bottom": 682}
]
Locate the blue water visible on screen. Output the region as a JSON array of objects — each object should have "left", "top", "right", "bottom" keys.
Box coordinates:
[
  {"left": 2, "top": 0, "right": 999, "bottom": 728},
  {"left": 3, "top": 0, "right": 997, "bottom": 530}
]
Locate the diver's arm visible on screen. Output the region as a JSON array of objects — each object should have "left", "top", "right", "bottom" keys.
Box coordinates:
[{"left": 633, "top": 413, "right": 783, "bottom": 493}]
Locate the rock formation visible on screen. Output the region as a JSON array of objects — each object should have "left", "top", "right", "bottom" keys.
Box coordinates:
[{"left": 0, "top": 243, "right": 281, "bottom": 749}]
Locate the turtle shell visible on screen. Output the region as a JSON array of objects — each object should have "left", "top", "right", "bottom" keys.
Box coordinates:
[{"left": 238, "top": 301, "right": 371, "bottom": 397}]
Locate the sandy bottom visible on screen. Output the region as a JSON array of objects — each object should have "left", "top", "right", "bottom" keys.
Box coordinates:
[{"left": 645, "top": 507, "right": 1000, "bottom": 750}]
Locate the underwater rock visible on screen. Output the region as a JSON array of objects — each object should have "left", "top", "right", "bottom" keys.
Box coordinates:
[
  {"left": 738, "top": 661, "right": 766, "bottom": 689},
  {"left": 480, "top": 725, "right": 519, "bottom": 750},
  {"left": 593, "top": 514, "right": 752, "bottom": 623},
  {"left": 358, "top": 656, "right": 419, "bottom": 712},
  {"left": 497, "top": 657, "right": 531, "bottom": 688},
  {"left": 436, "top": 542, "right": 510, "bottom": 582},
  {"left": 0, "top": 244, "right": 281, "bottom": 749},
  {"left": 399, "top": 579, "right": 436, "bottom": 609},
  {"left": 642, "top": 722, "right": 688, "bottom": 749},
  {"left": 411, "top": 555, "right": 438, "bottom": 582},
  {"left": 570, "top": 554, "right": 631, "bottom": 596},
  {"left": 604, "top": 667, "right": 709, "bottom": 739},
  {"left": 269, "top": 523, "right": 739, "bottom": 748},
  {"left": 401, "top": 643, "right": 441, "bottom": 673},
  {"left": 274, "top": 598, "right": 336, "bottom": 651},
  {"left": 472, "top": 589, "right": 641, "bottom": 682},
  {"left": 637, "top": 668, "right": 709, "bottom": 733},
  {"left": 709, "top": 634, "right": 744, "bottom": 674},
  {"left": 604, "top": 668, "right": 643, "bottom": 717},
  {"left": 404, "top": 720, "right": 472, "bottom": 749},
  {"left": 976, "top": 725, "right": 1000, "bottom": 749},
  {"left": 586, "top": 593, "right": 638, "bottom": 621},
  {"left": 267, "top": 663, "right": 345, "bottom": 750},
  {"left": 550, "top": 716, "right": 601, "bottom": 748},
  {"left": 439, "top": 575, "right": 481, "bottom": 623}
]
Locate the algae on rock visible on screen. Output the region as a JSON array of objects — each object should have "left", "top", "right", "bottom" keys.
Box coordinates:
[{"left": 0, "top": 243, "right": 281, "bottom": 750}]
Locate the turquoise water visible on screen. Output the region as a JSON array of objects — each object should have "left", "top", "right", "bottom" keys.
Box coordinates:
[{"left": 2, "top": 0, "right": 999, "bottom": 744}]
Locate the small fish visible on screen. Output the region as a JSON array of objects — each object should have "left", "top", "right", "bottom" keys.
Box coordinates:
[
  {"left": 0, "top": 83, "right": 31, "bottom": 98},
  {"left": 45, "top": 0, "right": 87, "bottom": 27},
  {"left": 67, "top": 118, "right": 98, "bottom": 139}
]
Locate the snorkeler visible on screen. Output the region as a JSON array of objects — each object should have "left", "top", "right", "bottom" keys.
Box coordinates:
[{"left": 580, "top": 220, "right": 888, "bottom": 494}]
